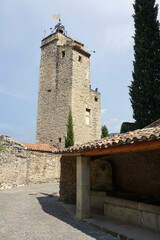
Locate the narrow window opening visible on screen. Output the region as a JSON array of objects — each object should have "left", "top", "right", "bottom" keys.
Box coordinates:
[
  {"left": 47, "top": 90, "right": 51, "bottom": 92},
  {"left": 94, "top": 96, "right": 98, "bottom": 102},
  {"left": 78, "top": 56, "right": 82, "bottom": 62},
  {"left": 86, "top": 108, "right": 90, "bottom": 125},
  {"left": 50, "top": 140, "right": 52, "bottom": 142},
  {"left": 59, "top": 138, "right": 61, "bottom": 143},
  {"left": 62, "top": 51, "right": 65, "bottom": 57}
]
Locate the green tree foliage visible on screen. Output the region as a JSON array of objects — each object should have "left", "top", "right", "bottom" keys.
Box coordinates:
[
  {"left": 101, "top": 125, "right": 109, "bottom": 138},
  {"left": 65, "top": 109, "right": 74, "bottom": 148},
  {"left": 0, "top": 143, "right": 6, "bottom": 151},
  {"left": 120, "top": 122, "right": 136, "bottom": 133},
  {"left": 129, "top": 0, "right": 160, "bottom": 129}
]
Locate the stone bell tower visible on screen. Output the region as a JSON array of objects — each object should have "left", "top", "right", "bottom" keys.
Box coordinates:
[{"left": 36, "top": 21, "right": 101, "bottom": 147}]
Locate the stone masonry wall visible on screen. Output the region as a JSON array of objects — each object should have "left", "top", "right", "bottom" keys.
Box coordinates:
[
  {"left": 59, "top": 151, "right": 160, "bottom": 203},
  {"left": 92, "top": 151, "right": 160, "bottom": 199},
  {"left": 0, "top": 136, "right": 61, "bottom": 190},
  {"left": 72, "top": 49, "right": 101, "bottom": 144},
  {"left": 107, "top": 151, "right": 160, "bottom": 199},
  {"left": 59, "top": 155, "right": 77, "bottom": 203},
  {"left": 36, "top": 31, "right": 101, "bottom": 148},
  {"left": 27, "top": 151, "right": 60, "bottom": 185},
  {"left": 36, "top": 33, "right": 73, "bottom": 147}
]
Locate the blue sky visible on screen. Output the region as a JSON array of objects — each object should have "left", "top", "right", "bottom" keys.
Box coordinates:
[{"left": 1, "top": 0, "right": 160, "bottom": 143}]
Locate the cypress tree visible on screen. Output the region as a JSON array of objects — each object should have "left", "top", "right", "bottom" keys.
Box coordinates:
[
  {"left": 101, "top": 125, "right": 109, "bottom": 138},
  {"left": 129, "top": 0, "right": 160, "bottom": 129},
  {"left": 65, "top": 108, "right": 74, "bottom": 148}
]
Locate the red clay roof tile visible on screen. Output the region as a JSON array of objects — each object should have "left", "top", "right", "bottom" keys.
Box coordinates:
[
  {"left": 56, "top": 126, "right": 160, "bottom": 154},
  {"left": 22, "top": 143, "right": 57, "bottom": 152}
]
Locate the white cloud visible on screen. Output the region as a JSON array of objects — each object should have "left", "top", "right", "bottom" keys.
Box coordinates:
[
  {"left": 101, "top": 108, "right": 107, "bottom": 114},
  {"left": 103, "top": 118, "right": 125, "bottom": 133},
  {"left": 0, "top": 121, "right": 36, "bottom": 143},
  {"left": 0, "top": 88, "right": 30, "bottom": 102},
  {"left": 105, "top": 118, "right": 119, "bottom": 124},
  {"left": 102, "top": 24, "right": 134, "bottom": 53},
  {"left": 0, "top": 124, "right": 12, "bottom": 132},
  {"left": 109, "top": 124, "right": 121, "bottom": 133},
  {"left": 73, "top": 0, "right": 133, "bottom": 17}
]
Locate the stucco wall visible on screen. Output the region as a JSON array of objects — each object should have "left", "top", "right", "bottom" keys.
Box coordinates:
[{"left": 0, "top": 136, "right": 61, "bottom": 190}]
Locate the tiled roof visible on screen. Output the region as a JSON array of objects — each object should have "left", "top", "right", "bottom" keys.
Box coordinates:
[
  {"left": 22, "top": 143, "right": 57, "bottom": 152},
  {"left": 56, "top": 126, "right": 160, "bottom": 154}
]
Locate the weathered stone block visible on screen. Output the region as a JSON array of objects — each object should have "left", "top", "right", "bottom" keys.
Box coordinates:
[
  {"left": 91, "top": 191, "right": 106, "bottom": 209},
  {"left": 104, "top": 196, "right": 160, "bottom": 232},
  {"left": 0, "top": 136, "right": 61, "bottom": 190}
]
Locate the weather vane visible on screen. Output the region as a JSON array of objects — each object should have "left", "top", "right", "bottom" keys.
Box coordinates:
[{"left": 52, "top": 14, "right": 61, "bottom": 21}]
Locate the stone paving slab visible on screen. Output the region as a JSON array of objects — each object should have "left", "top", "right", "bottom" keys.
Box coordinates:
[
  {"left": 84, "top": 215, "right": 160, "bottom": 240},
  {"left": 61, "top": 203, "right": 160, "bottom": 240},
  {"left": 0, "top": 183, "right": 118, "bottom": 240}
]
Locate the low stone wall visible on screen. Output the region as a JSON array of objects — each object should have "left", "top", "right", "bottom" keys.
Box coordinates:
[
  {"left": 27, "top": 150, "right": 60, "bottom": 185},
  {"left": 104, "top": 196, "right": 160, "bottom": 232},
  {"left": 91, "top": 191, "right": 106, "bottom": 209},
  {"left": 0, "top": 136, "right": 61, "bottom": 190}
]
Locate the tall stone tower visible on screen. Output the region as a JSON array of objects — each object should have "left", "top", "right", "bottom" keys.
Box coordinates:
[{"left": 36, "top": 22, "right": 101, "bottom": 147}]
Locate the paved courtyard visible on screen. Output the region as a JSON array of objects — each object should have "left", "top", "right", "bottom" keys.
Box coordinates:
[{"left": 0, "top": 183, "right": 118, "bottom": 240}]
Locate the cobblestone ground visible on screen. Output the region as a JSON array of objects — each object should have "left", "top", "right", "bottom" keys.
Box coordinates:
[{"left": 0, "top": 183, "right": 118, "bottom": 240}]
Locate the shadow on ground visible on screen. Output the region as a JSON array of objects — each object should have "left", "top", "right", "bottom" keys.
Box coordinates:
[{"left": 37, "top": 194, "right": 116, "bottom": 240}]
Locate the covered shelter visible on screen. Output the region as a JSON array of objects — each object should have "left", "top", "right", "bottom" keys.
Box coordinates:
[{"left": 58, "top": 126, "right": 160, "bottom": 232}]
